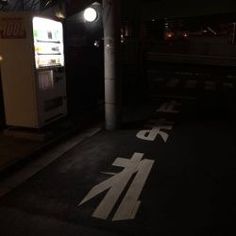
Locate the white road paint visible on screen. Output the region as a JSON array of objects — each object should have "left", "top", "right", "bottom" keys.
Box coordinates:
[
  {"left": 78, "top": 153, "right": 154, "bottom": 221},
  {"left": 112, "top": 158, "right": 155, "bottom": 221},
  {"left": 156, "top": 100, "right": 181, "bottom": 114},
  {"left": 136, "top": 119, "right": 173, "bottom": 142},
  {"left": 100, "top": 172, "right": 116, "bottom": 176}
]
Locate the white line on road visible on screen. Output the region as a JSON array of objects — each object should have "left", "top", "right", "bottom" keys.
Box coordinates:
[{"left": 78, "top": 153, "right": 155, "bottom": 221}]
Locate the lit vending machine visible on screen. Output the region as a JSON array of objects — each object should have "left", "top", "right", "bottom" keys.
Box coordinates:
[{"left": 0, "top": 13, "right": 67, "bottom": 128}]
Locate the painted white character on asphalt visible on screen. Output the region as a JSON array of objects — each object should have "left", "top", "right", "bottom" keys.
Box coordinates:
[
  {"left": 78, "top": 152, "right": 155, "bottom": 221},
  {"left": 136, "top": 119, "right": 174, "bottom": 142},
  {"left": 156, "top": 100, "right": 181, "bottom": 114}
]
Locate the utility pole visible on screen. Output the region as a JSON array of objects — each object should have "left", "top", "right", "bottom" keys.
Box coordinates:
[{"left": 103, "top": 0, "right": 121, "bottom": 130}]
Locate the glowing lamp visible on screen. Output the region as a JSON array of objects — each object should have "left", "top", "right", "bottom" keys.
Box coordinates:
[{"left": 83, "top": 7, "right": 97, "bottom": 22}]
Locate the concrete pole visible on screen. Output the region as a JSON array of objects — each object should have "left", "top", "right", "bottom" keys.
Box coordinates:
[{"left": 103, "top": 0, "right": 121, "bottom": 130}]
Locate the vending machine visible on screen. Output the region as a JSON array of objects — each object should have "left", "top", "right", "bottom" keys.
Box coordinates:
[{"left": 0, "top": 12, "right": 67, "bottom": 128}]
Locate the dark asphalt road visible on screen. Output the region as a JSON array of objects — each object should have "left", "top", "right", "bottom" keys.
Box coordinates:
[{"left": 0, "top": 75, "right": 235, "bottom": 235}]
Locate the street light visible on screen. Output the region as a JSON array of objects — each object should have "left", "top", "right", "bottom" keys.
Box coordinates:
[{"left": 83, "top": 7, "right": 98, "bottom": 22}]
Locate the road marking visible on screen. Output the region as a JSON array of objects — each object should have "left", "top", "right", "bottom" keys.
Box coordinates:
[
  {"left": 78, "top": 153, "right": 155, "bottom": 221},
  {"left": 112, "top": 158, "right": 154, "bottom": 221},
  {"left": 156, "top": 100, "right": 181, "bottom": 114},
  {"left": 137, "top": 119, "right": 174, "bottom": 142}
]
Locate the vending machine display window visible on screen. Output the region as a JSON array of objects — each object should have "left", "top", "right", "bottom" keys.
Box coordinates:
[{"left": 33, "top": 17, "right": 64, "bottom": 69}]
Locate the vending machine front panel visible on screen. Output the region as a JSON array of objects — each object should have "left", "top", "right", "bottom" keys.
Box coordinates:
[{"left": 33, "top": 17, "right": 64, "bottom": 69}]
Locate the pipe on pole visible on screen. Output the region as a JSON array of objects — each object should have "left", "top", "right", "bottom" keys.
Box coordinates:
[{"left": 103, "top": 0, "right": 121, "bottom": 130}]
